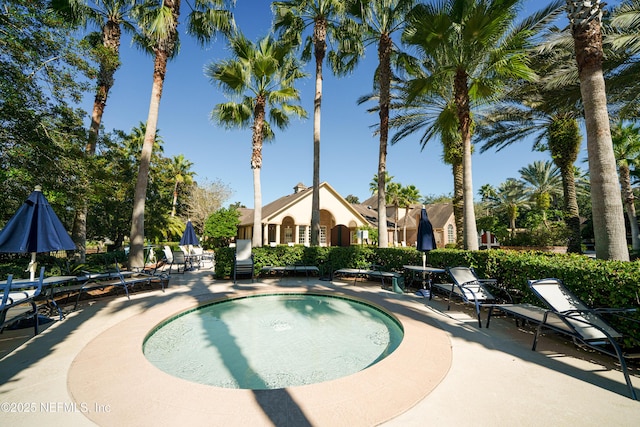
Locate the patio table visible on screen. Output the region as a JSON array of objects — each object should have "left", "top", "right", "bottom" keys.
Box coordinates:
[{"left": 403, "top": 265, "right": 446, "bottom": 300}]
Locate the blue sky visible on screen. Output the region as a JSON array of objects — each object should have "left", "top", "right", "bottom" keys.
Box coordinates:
[{"left": 82, "top": 1, "right": 613, "bottom": 208}]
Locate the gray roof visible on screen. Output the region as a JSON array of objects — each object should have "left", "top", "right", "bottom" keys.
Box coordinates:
[
  {"left": 238, "top": 184, "right": 452, "bottom": 229},
  {"left": 355, "top": 199, "right": 453, "bottom": 230}
]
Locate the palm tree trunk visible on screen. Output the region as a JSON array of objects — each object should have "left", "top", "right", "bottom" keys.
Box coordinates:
[
  {"left": 251, "top": 98, "right": 266, "bottom": 248},
  {"left": 570, "top": 6, "right": 629, "bottom": 260},
  {"left": 619, "top": 165, "right": 640, "bottom": 251},
  {"left": 73, "top": 20, "right": 122, "bottom": 262},
  {"left": 454, "top": 68, "right": 478, "bottom": 250},
  {"left": 311, "top": 21, "right": 326, "bottom": 247},
  {"left": 171, "top": 180, "right": 179, "bottom": 217},
  {"left": 561, "top": 165, "right": 582, "bottom": 253},
  {"left": 252, "top": 167, "right": 262, "bottom": 248},
  {"left": 129, "top": 52, "right": 167, "bottom": 268},
  {"left": 377, "top": 34, "right": 392, "bottom": 248},
  {"left": 453, "top": 162, "right": 464, "bottom": 248}
]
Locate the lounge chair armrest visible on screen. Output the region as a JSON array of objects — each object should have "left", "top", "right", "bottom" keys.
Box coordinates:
[{"left": 594, "top": 307, "right": 637, "bottom": 315}]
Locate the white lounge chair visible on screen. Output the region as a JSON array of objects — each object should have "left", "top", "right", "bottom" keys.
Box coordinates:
[
  {"left": 434, "top": 266, "right": 510, "bottom": 328},
  {"left": 1, "top": 267, "right": 45, "bottom": 335},
  {"left": 487, "top": 278, "right": 639, "bottom": 400},
  {"left": 233, "top": 240, "right": 254, "bottom": 284},
  {"left": 163, "top": 246, "right": 173, "bottom": 265},
  {"left": 73, "top": 263, "right": 156, "bottom": 309},
  {"left": 170, "top": 251, "right": 187, "bottom": 274}
]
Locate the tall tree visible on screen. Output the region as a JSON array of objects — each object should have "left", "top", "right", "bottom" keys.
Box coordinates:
[
  {"left": 611, "top": 121, "right": 640, "bottom": 252},
  {"left": 49, "top": 0, "right": 139, "bottom": 260},
  {"left": 386, "top": 181, "right": 403, "bottom": 245},
  {"left": 49, "top": 0, "right": 139, "bottom": 155},
  {"left": 403, "top": 0, "right": 563, "bottom": 250},
  {"left": 566, "top": 0, "right": 629, "bottom": 260},
  {"left": 386, "top": 48, "right": 464, "bottom": 248},
  {"left": 491, "top": 178, "right": 530, "bottom": 234},
  {"left": 206, "top": 34, "right": 307, "bottom": 247},
  {"left": 273, "top": 0, "right": 348, "bottom": 246},
  {"left": 477, "top": 23, "right": 591, "bottom": 254},
  {"left": 341, "top": 0, "right": 415, "bottom": 248},
  {"left": 518, "top": 160, "right": 563, "bottom": 224},
  {"left": 127, "top": 0, "right": 235, "bottom": 268},
  {"left": 400, "top": 184, "right": 421, "bottom": 244},
  {"left": 1, "top": 0, "right": 89, "bottom": 229},
  {"left": 169, "top": 154, "right": 195, "bottom": 217}
]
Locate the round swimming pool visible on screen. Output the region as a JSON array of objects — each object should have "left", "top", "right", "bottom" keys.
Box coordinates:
[{"left": 143, "top": 293, "right": 404, "bottom": 389}]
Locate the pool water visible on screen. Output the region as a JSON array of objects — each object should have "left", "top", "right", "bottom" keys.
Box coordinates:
[{"left": 143, "top": 293, "right": 404, "bottom": 389}]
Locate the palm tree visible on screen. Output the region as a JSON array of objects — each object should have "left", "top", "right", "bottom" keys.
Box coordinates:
[
  {"left": 124, "top": 122, "right": 164, "bottom": 157},
  {"left": 49, "top": 0, "right": 142, "bottom": 261},
  {"left": 273, "top": 0, "right": 348, "bottom": 247},
  {"left": 206, "top": 34, "right": 308, "bottom": 247},
  {"left": 50, "top": 0, "right": 140, "bottom": 155},
  {"left": 610, "top": 0, "right": 640, "bottom": 53},
  {"left": 518, "top": 160, "right": 563, "bottom": 224},
  {"left": 169, "top": 154, "right": 195, "bottom": 217},
  {"left": 491, "top": 178, "right": 530, "bottom": 235},
  {"left": 608, "top": 1, "right": 640, "bottom": 118},
  {"left": 402, "top": 0, "right": 562, "bottom": 250},
  {"left": 386, "top": 181, "right": 403, "bottom": 246},
  {"left": 566, "top": 0, "right": 629, "bottom": 260},
  {"left": 611, "top": 121, "right": 640, "bottom": 252},
  {"left": 386, "top": 47, "right": 463, "bottom": 248},
  {"left": 340, "top": 0, "right": 416, "bottom": 248},
  {"left": 478, "top": 184, "right": 497, "bottom": 204},
  {"left": 478, "top": 183, "right": 497, "bottom": 217},
  {"left": 476, "top": 23, "right": 590, "bottom": 254},
  {"left": 369, "top": 173, "right": 393, "bottom": 195},
  {"left": 400, "top": 184, "right": 421, "bottom": 245},
  {"left": 126, "top": 0, "right": 235, "bottom": 268}
]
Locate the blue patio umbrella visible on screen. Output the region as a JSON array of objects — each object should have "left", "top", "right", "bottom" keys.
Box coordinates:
[
  {"left": 0, "top": 186, "right": 76, "bottom": 280},
  {"left": 180, "top": 220, "right": 199, "bottom": 247},
  {"left": 417, "top": 207, "right": 437, "bottom": 288},
  {"left": 417, "top": 207, "right": 437, "bottom": 254}
]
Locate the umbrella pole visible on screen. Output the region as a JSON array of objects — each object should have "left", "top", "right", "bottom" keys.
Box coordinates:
[
  {"left": 421, "top": 253, "right": 426, "bottom": 289},
  {"left": 27, "top": 252, "right": 37, "bottom": 281}
]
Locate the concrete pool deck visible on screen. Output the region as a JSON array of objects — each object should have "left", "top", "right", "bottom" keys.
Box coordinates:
[{"left": 1, "top": 268, "right": 639, "bottom": 426}]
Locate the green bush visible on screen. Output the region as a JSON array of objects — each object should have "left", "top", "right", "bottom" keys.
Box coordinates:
[{"left": 215, "top": 246, "right": 640, "bottom": 312}]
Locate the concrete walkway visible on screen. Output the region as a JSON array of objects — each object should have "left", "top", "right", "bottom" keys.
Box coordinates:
[{"left": 1, "top": 269, "right": 638, "bottom": 426}]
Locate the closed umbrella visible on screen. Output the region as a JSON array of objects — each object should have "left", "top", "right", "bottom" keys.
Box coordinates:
[
  {"left": 0, "top": 186, "right": 76, "bottom": 280},
  {"left": 180, "top": 220, "right": 199, "bottom": 251},
  {"left": 416, "top": 207, "right": 437, "bottom": 288}
]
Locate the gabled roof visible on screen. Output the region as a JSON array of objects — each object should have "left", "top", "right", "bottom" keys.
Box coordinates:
[
  {"left": 238, "top": 184, "right": 452, "bottom": 229},
  {"left": 351, "top": 203, "right": 396, "bottom": 228},
  {"left": 357, "top": 200, "right": 453, "bottom": 230},
  {"left": 398, "top": 204, "right": 454, "bottom": 229},
  {"left": 238, "top": 182, "right": 368, "bottom": 225}
]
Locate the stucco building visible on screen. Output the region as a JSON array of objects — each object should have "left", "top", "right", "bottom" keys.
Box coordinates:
[{"left": 237, "top": 182, "right": 456, "bottom": 247}]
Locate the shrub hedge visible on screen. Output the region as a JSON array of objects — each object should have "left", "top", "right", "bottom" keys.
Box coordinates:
[{"left": 215, "top": 246, "right": 640, "bottom": 310}]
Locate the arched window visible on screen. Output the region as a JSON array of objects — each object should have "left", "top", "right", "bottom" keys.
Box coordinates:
[{"left": 447, "top": 224, "right": 454, "bottom": 244}]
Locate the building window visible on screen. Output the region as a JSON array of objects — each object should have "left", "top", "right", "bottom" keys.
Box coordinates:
[
  {"left": 447, "top": 224, "right": 454, "bottom": 244},
  {"left": 298, "top": 226, "right": 307, "bottom": 244},
  {"left": 319, "top": 226, "right": 327, "bottom": 245},
  {"left": 284, "top": 226, "right": 293, "bottom": 244}
]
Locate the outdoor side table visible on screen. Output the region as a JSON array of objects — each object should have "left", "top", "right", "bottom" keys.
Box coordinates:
[{"left": 403, "top": 265, "right": 446, "bottom": 300}]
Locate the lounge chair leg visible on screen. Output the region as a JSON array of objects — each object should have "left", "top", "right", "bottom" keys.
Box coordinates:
[
  {"left": 532, "top": 324, "right": 543, "bottom": 351},
  {"left": 486, "top": 306, "right": 495, "bottom": 328},
  {"left": 32, "top": 301, "right": 39, "bottom": 335}
]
